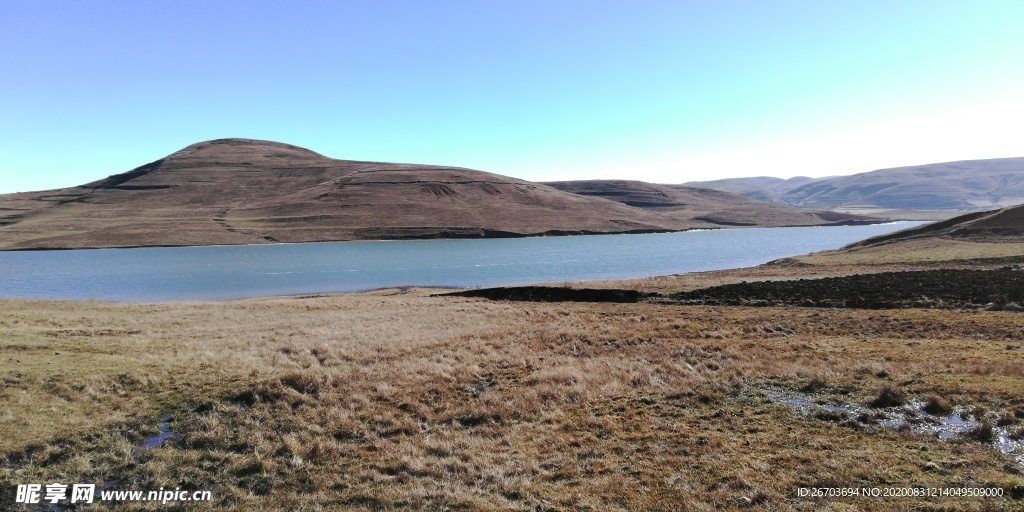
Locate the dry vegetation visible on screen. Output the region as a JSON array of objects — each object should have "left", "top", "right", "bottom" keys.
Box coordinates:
[{"left": 2, "top": 289, "right": 1023, "bottom": 510}]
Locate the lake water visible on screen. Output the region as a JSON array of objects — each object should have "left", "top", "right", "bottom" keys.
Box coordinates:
[{"left": 0, "top": 223, "right": 925, "bottom": 302}]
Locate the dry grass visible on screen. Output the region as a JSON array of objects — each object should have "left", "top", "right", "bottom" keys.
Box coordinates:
[
  {"left": 797, "top": 238, "right": 1024, "bottom": 266},
  {"left": 2, "top": 291, "right": 1023, "bottom": 510}
]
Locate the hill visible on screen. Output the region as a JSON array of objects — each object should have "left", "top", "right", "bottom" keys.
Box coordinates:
[
  {"left": 685, "top": 157, "right": 1024, "bottom": 212},
  {"left": 781, "top": 204, "right": 1024, "bottom": 268},
  {"left": 542, "top": 180, "right": 866, "bottom": 227},
  {"left": 847, "top": 203, "right": 1024, "bottom": 248},
  {"left": 679, "top": 176, "right": 821, "bottom": 204},
  {"left": 0, "top": 139, "right": 878, "bottom": 250}
]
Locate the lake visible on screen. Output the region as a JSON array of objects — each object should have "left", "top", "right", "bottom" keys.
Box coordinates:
[{"left": 0, "top": 223, "right": 925, "bottom": 302}]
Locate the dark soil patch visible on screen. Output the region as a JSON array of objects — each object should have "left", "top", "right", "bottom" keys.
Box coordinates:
[
  {"left": 446, "top": 286, "right": 656, "bottom": 303},
  {"left": 452, "top": 268, "right": 1024, "bottom": 311},
  {"left": 669, "top": 268, "right": 1024, "bottom": 310}
]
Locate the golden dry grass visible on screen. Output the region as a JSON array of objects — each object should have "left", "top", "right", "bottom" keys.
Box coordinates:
[
  {"left": 1, "top": 290, "right": 1023, "bottom": 510},
  {"left": 796, "top": 238, "right": 1024, "bottom": 266}
]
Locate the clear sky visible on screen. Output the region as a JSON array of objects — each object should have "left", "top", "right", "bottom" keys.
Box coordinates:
[{"left": 1, "top": 0, "right": 1022, "bottom": 193}]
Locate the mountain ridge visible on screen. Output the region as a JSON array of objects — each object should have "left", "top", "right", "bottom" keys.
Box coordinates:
[
  {"left": 0, "top": 138, "right": 877, "bottom": 250},
  {"left": 685, "top": 157, "right": 1024, "bottom": 212}
]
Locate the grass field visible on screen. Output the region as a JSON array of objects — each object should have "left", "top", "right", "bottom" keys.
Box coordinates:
[{"left": 2, "top": 286, "right": 1022, "bottom": 510}]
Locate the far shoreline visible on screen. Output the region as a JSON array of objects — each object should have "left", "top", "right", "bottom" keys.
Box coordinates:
[{"left": 0, "top": 219, "right": 906, "bottom": 252}]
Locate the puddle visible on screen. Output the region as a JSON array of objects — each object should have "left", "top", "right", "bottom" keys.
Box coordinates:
[
  {"left": 935, "top": 414, "right": 971, "bottom": 440},
  {"left": 139, "top": 415, "right": 181, "bottom": 450},
  {"left": 37, "top": 416, "right": 182, "bottom": 511},
  {"left": 756, "top": 388, "right": 1024, "bottom": 465},
  {"left": 759, "top": 388, "right": 860, "bottom": 417},
  {"left": 995, "top": 430, "right": 1024, "bottom": 458}
]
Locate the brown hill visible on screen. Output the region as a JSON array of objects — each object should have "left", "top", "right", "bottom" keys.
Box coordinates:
[
  {"left": 0, "top": 139, "right": 877, "bottom": 250},
  {"left": 543, "top": 180, "right": 874, "bottom": 226},
  {"left": 848, "top": 204, "right": 1024, "bottom": 248},
  {"left": 777, "top": 204, "right": 1024, "bottom": 268}
]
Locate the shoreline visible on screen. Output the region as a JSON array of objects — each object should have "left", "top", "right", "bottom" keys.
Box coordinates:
[{"left": 0, "top": 219, "right": 904, "bottom": 252}]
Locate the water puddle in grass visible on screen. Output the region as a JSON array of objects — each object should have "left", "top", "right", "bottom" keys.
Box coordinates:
[
  {"left": 40, "top": 416, "right": 183, "bottom": 511},
  {"left": 139, "top": 415, "right": 180, "bottom": 450},
  {"left": 934, "top": 414, "right": 970, "bottom": 440},
  {"left": 756, "top": 388, "right": 1024, "bottom": 465}
]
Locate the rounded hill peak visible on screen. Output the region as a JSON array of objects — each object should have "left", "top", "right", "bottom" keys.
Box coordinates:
[{"left": 168, "top": 138, "right": 327, "bottom": 160}]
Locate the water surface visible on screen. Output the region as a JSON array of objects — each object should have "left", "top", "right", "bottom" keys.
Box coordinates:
[{"left": 0, "top": 223, "right": 924, "bottom": 302}]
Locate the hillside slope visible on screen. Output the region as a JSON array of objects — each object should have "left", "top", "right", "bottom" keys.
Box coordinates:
[
  {"left": 0, "top": 139, "right": 876, "bottom": 250},
  {"left": 848, "top": 204, "right": 1024, "bottom": 248},
  {"left": 543, "top": 180, "right": 869, "bottom": 227},
  {"left": 781, "top": 204, "right": 1024, "bottom": 267},
  {"left": 681, "top": 176, "right": 821, "bottom": 204},
  {"left": 686, "top": 157, "right": 1024, "bottom": 211}
]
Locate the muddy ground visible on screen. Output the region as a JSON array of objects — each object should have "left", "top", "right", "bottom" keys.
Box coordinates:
[
  {"left": 450, "top": 286, "right": 654, "bottom": 303},
  {"left": 670, "top": 267, "right": 1024, "bottom": 310},
  {"left": 450, "top": 267, "right": 1024, "bottom": 310}
]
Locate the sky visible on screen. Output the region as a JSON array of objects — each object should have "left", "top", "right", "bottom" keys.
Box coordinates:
[{"left": 1, "top": 0, "right": 1022, "bottom": 194}]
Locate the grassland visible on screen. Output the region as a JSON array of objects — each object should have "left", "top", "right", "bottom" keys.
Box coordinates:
[{"left": 2, "top": 285, "right": 1023, "bottom": 510}]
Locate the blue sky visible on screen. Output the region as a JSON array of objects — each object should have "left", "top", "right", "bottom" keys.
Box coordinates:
[{"left": 1, "top": 0, "right": 1022, "bottom": 193}]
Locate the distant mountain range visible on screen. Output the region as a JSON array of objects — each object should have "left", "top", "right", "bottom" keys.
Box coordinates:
[
  {"left": 686, "top": 157, "right": 1024, "bottom": 212},
  {"left": 0, "top": 139, "right": 874, "bottom": 250}
]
